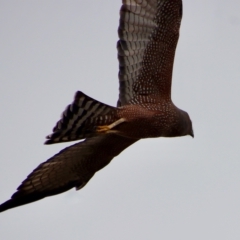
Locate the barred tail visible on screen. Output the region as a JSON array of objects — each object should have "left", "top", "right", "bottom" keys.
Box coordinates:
[{"left": 45, "top": 91, "right": 117, "bottom": 144}]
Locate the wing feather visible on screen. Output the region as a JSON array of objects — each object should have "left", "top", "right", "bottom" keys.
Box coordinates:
[
  {"left": 117, "top": 0, "right": 182, "bottom": 106},
  {"left": 0, "top": 135, "right": 138, "bottom": 212}
]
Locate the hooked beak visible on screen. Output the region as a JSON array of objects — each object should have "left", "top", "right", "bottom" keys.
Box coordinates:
[{"left": 189, "top": 129, "right": 194, "bottom": 138}]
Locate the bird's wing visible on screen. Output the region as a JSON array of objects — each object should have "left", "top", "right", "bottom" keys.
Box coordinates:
[
  {"left": 117, "top": 0, "right": 182, "bottom": 106},
  {"left": 0, "top": 134, "right": 137, "bottom": 213}
]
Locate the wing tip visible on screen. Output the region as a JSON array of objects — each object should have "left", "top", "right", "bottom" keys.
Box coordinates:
[
  {"left": 0, "top": 197, "right": 33, "bottom": 213},
  {"left": 0, "top": 199, "right": 12, "bottom": 213}
]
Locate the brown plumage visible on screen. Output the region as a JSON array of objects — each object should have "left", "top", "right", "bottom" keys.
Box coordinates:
[{"left": 0, "top": 0, "right": 193, "bottom": 213}]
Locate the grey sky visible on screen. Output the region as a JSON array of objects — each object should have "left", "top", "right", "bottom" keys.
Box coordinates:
[{"left": 0, "top": 0, "right": 240, "bottom": 239}]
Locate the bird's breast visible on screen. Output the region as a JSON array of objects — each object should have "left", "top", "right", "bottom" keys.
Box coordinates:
[{"left": 116, "top": 104, "right": 177, "bottom": 139}]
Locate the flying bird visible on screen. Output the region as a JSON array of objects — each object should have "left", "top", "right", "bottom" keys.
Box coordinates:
[{"left": 0, "top": 0, "right": 193, "bottom": 213}]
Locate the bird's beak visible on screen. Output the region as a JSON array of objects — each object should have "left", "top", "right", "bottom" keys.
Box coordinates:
[{"left": 189, "top": 129, "right": 194, "bottom": 138}]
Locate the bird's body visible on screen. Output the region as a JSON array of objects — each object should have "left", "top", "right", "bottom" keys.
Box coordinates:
[
  {"left": 116, "top": 101, "right": 191, "bottom": 139},
  {"left": 0, "top": 0, "right": 193, "bottom": 213}
]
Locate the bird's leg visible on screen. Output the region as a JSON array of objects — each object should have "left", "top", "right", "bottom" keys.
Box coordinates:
[{"left": 96, "top": 118, "right": 126, "bottom": 133}]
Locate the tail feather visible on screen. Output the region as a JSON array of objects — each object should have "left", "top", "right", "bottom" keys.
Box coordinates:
[{"left": 45, "top": 91, "right": 117, "bottom": 144}]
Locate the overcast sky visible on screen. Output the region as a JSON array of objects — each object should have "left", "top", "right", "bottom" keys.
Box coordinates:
[{"left": 0, "top": 0, "right": 240, "bottom": 239}]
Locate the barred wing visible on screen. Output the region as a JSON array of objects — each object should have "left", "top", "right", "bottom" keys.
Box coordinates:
[
  {"left": 0, "top": 135, "right": 137, "bottom": 213},
  {"left": 117, "top": 0, "right": 182, "bottom": 106}
]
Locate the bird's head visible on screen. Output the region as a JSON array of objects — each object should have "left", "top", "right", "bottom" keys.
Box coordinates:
[{"left": 179, "top": 110, "right": 194, "bottom": 138}]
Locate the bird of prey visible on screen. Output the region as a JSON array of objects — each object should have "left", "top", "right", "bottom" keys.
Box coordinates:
[{"left": 0, "top": 0, "right": 193, "bottom": 213}]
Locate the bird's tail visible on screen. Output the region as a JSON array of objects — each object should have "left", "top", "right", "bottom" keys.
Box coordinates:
[{"left": 45, "top": 91, "right": 118, "bottom": 144}]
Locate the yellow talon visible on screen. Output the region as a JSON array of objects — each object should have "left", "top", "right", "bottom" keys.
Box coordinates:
[
  {"left": 96, "top": 125, "right": 111, "bottom": 133},
  {"left": 96, "top": 118, "right": 126, "bottom": 133}
]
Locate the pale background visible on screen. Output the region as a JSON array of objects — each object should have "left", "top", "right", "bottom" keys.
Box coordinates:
[{"left": 0, "top": 0, "right": 240, "bottom": 239}]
